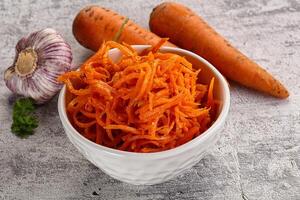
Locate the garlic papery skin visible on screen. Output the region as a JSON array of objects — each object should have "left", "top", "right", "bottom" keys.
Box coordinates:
[{"left": 4, "top": 28, "right": 73, "bottom": 104}]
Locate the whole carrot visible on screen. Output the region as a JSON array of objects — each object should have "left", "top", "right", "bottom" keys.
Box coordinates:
[
  {"left": 149, "top": 2, "right": 289, "bottom": 98},
  {"left": 73, "top": 5, "right": 175, "bottom": 51}
]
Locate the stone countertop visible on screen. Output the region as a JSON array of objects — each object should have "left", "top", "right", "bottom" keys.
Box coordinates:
[{"left": 0, "top": 0, "right": 299, "bottom": 199}]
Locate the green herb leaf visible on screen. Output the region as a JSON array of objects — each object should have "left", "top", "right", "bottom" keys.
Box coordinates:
[{"left": 11, "top": 98, "right": 38, "bottom": 138}]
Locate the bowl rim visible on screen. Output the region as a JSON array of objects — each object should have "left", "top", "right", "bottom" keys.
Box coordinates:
[{"left": 58, "top": 45, "right": 230, "bottom": 159}]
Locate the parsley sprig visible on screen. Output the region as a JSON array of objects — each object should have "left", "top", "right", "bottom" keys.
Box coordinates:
[{"left": 11, "top": 98, "right": 38, "bottom": 138}]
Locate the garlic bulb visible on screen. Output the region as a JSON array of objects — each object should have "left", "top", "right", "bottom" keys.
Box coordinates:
[{"left": 4, "top": 28, "right": 72, "bottom": 104}]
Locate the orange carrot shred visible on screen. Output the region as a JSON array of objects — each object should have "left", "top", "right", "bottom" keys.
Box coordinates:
[
  {"left": 206, "top": 77, "right": 215, "bottom": 108},
  {"left": 58, "top": 40, "right": 217, "bottom": 152}
]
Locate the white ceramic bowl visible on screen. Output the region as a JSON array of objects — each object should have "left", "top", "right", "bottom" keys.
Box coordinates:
[{"left": 58, "top": 45, "right": 230, "bottom": 185}]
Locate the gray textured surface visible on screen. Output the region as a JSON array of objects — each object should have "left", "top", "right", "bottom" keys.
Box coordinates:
[{"left": 0, "top": 0, "right": 299, "bottom": 199}]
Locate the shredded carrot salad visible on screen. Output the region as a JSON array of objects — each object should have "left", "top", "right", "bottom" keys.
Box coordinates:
[{"left": 58, "top": 40, "right": 217, "bottom": 153}]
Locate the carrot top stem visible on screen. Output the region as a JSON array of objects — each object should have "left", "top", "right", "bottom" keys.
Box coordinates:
[{"left": 113, "top": 17, "right": 129, "bottom": 42}]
